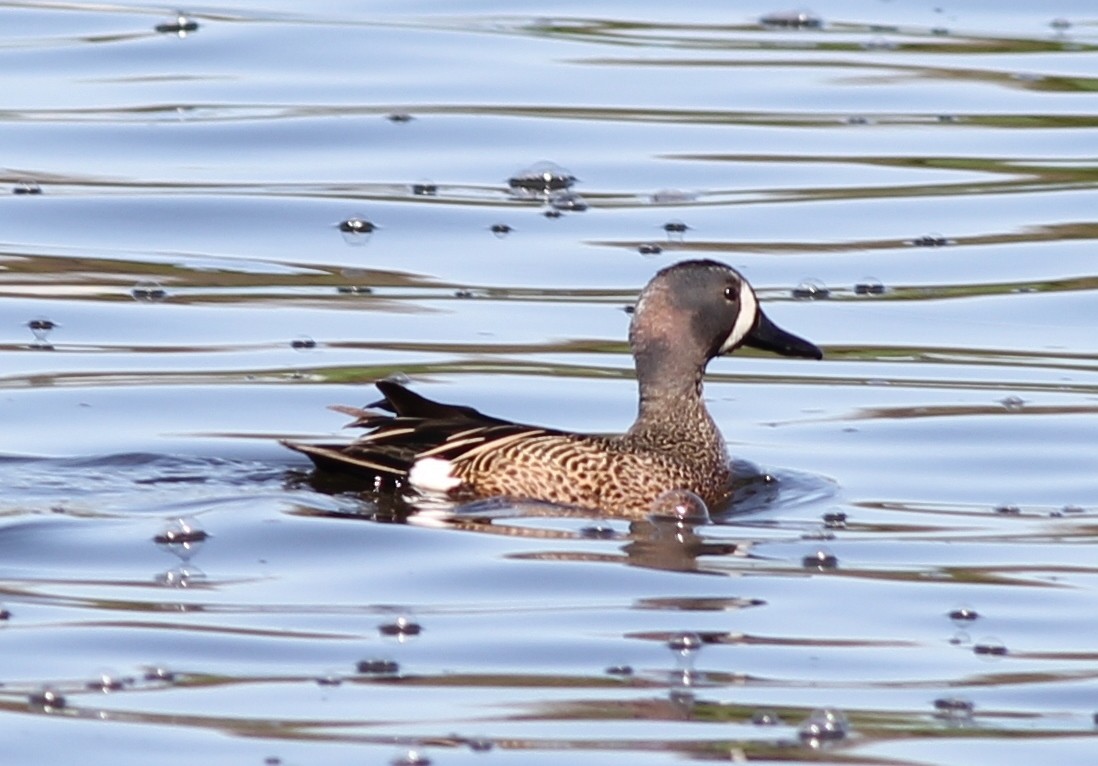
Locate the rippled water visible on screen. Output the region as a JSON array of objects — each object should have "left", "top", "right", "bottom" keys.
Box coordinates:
[{"left": 1, "top": 1, "right": 1097, "bottom": 763}]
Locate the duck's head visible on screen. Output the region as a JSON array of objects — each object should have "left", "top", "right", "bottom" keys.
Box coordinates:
[{"left": 630, "top": 259, "right": 822, "bottom": 372}]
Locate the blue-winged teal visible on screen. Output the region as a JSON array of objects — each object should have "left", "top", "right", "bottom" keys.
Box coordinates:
[{"left": 284, "top": 259, "right": 822, "bottom": 516}]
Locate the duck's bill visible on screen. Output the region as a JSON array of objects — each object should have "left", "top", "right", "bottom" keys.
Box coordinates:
[{"left": 744, "top": 311, "right": 823, "bottom": 359}]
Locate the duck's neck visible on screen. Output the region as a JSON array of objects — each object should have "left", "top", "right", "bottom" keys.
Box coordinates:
[{"left": 628, "top": 340, "right": 722, "bottom": 450}]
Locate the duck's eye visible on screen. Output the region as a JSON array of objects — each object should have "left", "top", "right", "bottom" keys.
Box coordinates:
[{"left": 723, "top": 285, "right": 738, "bottom": 301}]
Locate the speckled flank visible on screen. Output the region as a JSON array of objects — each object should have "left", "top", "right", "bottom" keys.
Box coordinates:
[{"left": 283, "top": 259, "right": 821, "bottom": 518}]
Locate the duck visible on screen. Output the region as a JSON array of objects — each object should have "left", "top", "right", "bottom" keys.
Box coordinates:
[{"left": 283, "top": 259, "right": 822, "bottom": 516}]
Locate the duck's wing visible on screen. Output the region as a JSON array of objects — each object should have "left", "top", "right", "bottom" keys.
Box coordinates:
[{"left": 282, "top": 380, "right": 562, "bottom": 481}]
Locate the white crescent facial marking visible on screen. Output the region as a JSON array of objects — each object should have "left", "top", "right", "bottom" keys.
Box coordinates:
[{"left": 718, "top": 280, "right": 759, "bottom": 354}]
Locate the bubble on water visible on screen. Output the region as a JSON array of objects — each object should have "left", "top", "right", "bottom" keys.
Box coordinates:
[
  {"left": 751, "top": 709, "right": 784, "bottom": 725},
  {"left": 391, "top": 749, "right": 431, "bottom": 766},
  {"left": 802, "top": 548, "right": 838, "bottom": 570},
  {"left": 155, "top": 12, "right": 200, "bottom": 36},
  {"left": 650, "top": 188, "right": 697, "bottom": 204},
  {"left": 88, "top": 669, "right": 126, "bottom": 693},
  {"left": 648, "top": 489, "right": 710, "bottom": 524},
  {"left": 27, "top": 317, "right": 57, "bottom": 349},
  {"left": 579, "top": 523, "right": 617, "bottom": 539},
  {"left": 667, "top": 631, "right": 704, "bottom": 656},
  {"left": 543, "top": 209, "right": 563, "bottom": 219},
  {"left": 759, "top": 9, "right": 823, "bottom": 29},
  {"left": 291, "top": 335, "right": 317, "bottom": 350},
  {"left": 910, "top": 233, "right": 949, "bottom": 247},
  {"left": 662, "top": 221, "right": 689, "bottom": 242},
  {"left": 379, "top": 615, "right": 422, "bottom": 639},
  {"left": 385, "top": 371, "right": 412, "bottom": 385},
  {"left": 156, "top": 564, "right": 205, "bottom": 588},
  {"left": 845, "top": 115, "right": 872, "bottom": 126},
  {"left": 933, "top": 696, "right": 974, "bottom": 723},
  {"left": 798, "top": 708, "right": 849, "bottom": 745},
  {"left": 635, "top": 243, "right": 662, "bottom": 257},
  {"left": 1050, "top": 17, "right": 1072, "bottom": 33},
  {"left": 28, "top": 686, "right": 66, "bottom": 711},
  {"left": 1062, "top": 504, "right": 1085, "bottom": 514},
  {"left": 338, "top": 216, "right": 376, "bottom": 245},
  {"left": 999, "top": 395, "right": 1025, "bottom": 412},
  {"left": 508, "top": 161, "right": 576, "bottom": 194},
  {"left": 973, "top": 636, "right": 1007, "bottom": 657},
  {"left": 948, "top": 605, "right": 979, "bottom": 625},
  {"left": 605, "top": 664, "right": 634, "bottom": 676},
  {"left": 143, "top": 665, "right": 176, "bottom": 684},
  {"left": 792, "top": 278, "right": 830, "bottom": 300},
  {"left": 548, "top": 190, "right": 587, "bottom": 212},
  {"left": 465, "top": 737, "right": 493, "bottom": 752},
  {"left": 336, "top": 285, "right": 373, "bottom": 295},
  {"left": 0, "top": 604, "right": 11, "bottom": 621},
  {"left": 386, "top": 113, "right": 413, "bottom": 123},
  {"left": 315, "top": 671, "right": 343, "bottom": 687},
  {"left": 993, "top": 503, "right": 1021, "bottom": 515},
  {"left": 154, "top": 517, "right": 208, "bottom": 561},
  {"left": 931, "top": 27, "right": 950, "bottom": 36},
  {"left": 356, "top": 658, "right": 400, "bottom": 675},
  {"left": 862, "top": 36, "right": 896, "bottom": 51},
  {"left": 411, "top": 180, "right": 437, "bottom": 196},
  {"left": 854, "top": 278, "right": 884, "bottom": 295},
  {"left": 13, "top": 179, "right": 42, "bottom": 195},
  {"left": 822, "top": 511, "right": 847, "bottom": 529},
  {"left": 489, "top": 223, "right": 513, "bottom": 237},
  {"left": 132, "top": 280, "right": 168, "bottom": 302}
]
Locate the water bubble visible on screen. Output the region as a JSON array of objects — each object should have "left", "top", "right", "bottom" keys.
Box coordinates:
[
  {"left": 508, "top": 161, "right": 576, "bottom": 194},
  {"left": 751, "top": 709, "right": 784, "bottom": 725},
  {"left": 543, "top": 209, "right": 563, "bottom": 219},
  {"left": 548, "top": 190, "right": 587, "bottom": 212},
  {"left": 845, "top": 115, "right": 871, "bottom": 126},
  {"left": 822, "top": 511, "right": 847, "bottom": 529},
  {"left": 13, "top": 180, "right": 42, "bottom": 195},
  {"left": 973, "top": 637, "right": 1007, "bottom": 657},
  {"left": 155, "top": 12, "right": 199, "bottom": 36},
  {"left": 356, "top": 658, "right": 400, "bottom": 675},
  {"left": 931, "top": 27, "right": 950, "bottom": 36},
  {"left": 948, "top": 605, "right": 979, "bottom": 625},
  {"left": 605, "top": 664, "right": 634, "bottom": 676},
  {"left": 937, "top": 114, "right": 958, "bottom": 123},
  {"left": 0, "top": 604, "right": 11, "bottom": 620},
  {"left": 759, "top": 9, "right": 823, "bottom": 29},
  {"left": 854, "top": 278, "right": 884, "bottom": 295},
  {"left": 28, "top": 686, "right": 66, "bottom": 711},
  {"left": 336, "top": 285, "right": 373, "bottom": 295},
  {"left": 489, "top": 223, "right": 513, "bottom": 237},
  {"left": 338, "top": 216, "right": 375, "bottom": 245},
  {"left": 143, "top": 666, "right": 176, "bottom": 684},
  {"left": 1050, "top": 18, "right": 1072, "bottom": 33},
  {"left": 911, "top": 233, "right": 949, "bottom": 247},
  {"left": 648, "top": 489, "right": 710, "bottom": 524},
  {"left": 411, "top": 180, "right": 437, "bottom": 196},
  {"left": 650, "top": 188, "right": 697, "bottom": 204},
  {"left": 999, "top": 395, "right": 1025, "bottom": 412},
  {"left": 27, "top": 317, "right": 56, "bottom": 349},
  {"left": 802, "top": 548, "right": 838, "bottom": 569},
  {"left": 156, "top": 564, "right": 205, "bottom": 588},
  {"left": 391, "top": 749, "right": 431, "bottom": 766},
  {"left": 291, "top": 336, "right": 317, "bottom": 350},
  {"left": 933, "top": 696, "right": 974, "bottom": 722},
  {"left": 993, "top": 503, "right": 1021, "bottom": 515},
  {"left": 579, "top": 522, "right": 617, "bottom": 539},
  {"left": 792, "top": 278, "right": 830, "bottom": 299},
  {"left": 622, "top": 304, "right": 635, "bottom": 314},
  {"left": 154, "top": 517, "right": 208, "bottom": 561},
  {"left": 87, "top": 669, "right": 126, "bottom": 692},
  {"left": 386, "top": 113, "right": 414, "bottom": 123},
  {"left": 662, "top": 221, "right": 689, "bottom": 240},
  {"left": 379, "top": 615, "right": 422, "bottom": 639},
  {"left": 798, "top": 708, "right": 849, "bottom": 745},
  {"left": 1062, "top": 504, "right": 1085, "bottom": 515},
  {"left": 315, "top": 672, "right": 343, "bottom": 687},
  {"left": 465, "top": 738, "right": 493, "bottom": 752},
  {"left": 862, "top": 36, "right": 896, "bottom": 51},
  {"left": 131, "top": 280, "right": 167, "bottom": 302},
  {"left": 667, "top": 631, "right": 704, "bottom": 656}
]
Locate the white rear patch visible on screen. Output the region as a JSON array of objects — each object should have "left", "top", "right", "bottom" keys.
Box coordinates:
[
  {"left": 408, "top": 457, "right": 462, "bottom": 493},
  {"left": 718, "top": 281, "right": 759, "bottom": 354}
]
